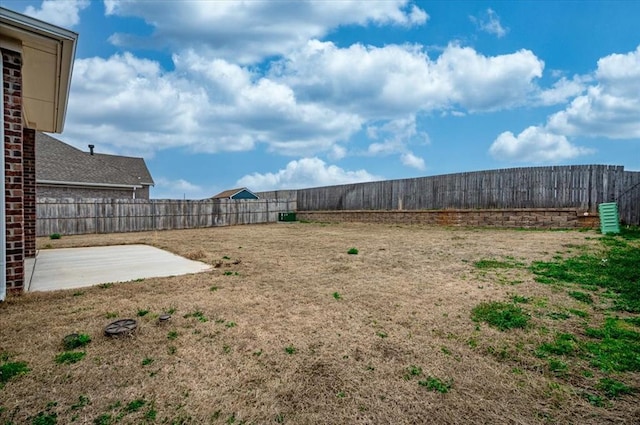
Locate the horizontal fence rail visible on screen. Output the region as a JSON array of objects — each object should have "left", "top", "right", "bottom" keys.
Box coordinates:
[
  {"left": 293, "top": 165, "right": 639, "bottom": 225},
  {"left": 37, "top": 198, "right": 295, "bottom": 236}
]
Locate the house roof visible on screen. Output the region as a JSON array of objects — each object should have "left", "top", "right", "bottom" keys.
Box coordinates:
[
  {"left": 93, "top": 153, "right": 155, "bottom": 185},
  {"left": 0, "top": 7, "right": 77, "bottom": 133},
  {"left": 36, "top": 132, "right": 154, "bottom": 188},
  {"left": 211, "top": 188, "right": 258, "bottom": 199}
]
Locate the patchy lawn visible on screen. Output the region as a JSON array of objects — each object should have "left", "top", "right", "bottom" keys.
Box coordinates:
[{"left": 1, "top": 223, "right": 638, "bottom": 424}]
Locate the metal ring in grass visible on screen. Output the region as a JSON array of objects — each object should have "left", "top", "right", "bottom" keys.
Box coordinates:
[{"left": 104, "top": 319, "right": 137, "bottom": 337}]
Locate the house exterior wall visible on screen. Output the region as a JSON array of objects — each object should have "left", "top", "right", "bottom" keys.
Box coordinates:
[
  {"left": 2, "top": 48, "right": 25, "bottom": 292},
  {"left": 137, "top": 185, "right": 150, "bottom": 200},
  {"left": 231, "top": 190, "right": 259, "bottom": 200},
  {"left": 23, "top": 128, "right": 36, "bottom": 257},
  {"left": 36, "top": 185, "right": 145, "bottom": 199}
]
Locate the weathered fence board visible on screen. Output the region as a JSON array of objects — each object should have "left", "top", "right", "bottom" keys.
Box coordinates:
[
  {"left": 619, "top": 171, "right": 640, "bottom": 226},
  {"left": 38, "top": 166, "right": 640, "bottom": 236},
  {"left": 294, "top": 165, "right": 638, "bottom": 224},
  {"left": 37, "top": 199, "right": 295, "bottom": 236}
]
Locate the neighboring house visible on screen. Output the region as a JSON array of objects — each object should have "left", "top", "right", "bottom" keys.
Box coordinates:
[
  {"left": 212, "top": 188, "right": 260, "bottom": 200},
  {"left": 1, "top": 7, "right": 77, "bottom": 299},
  {"left": 36, "top": 132, "right": 155, "bottom": 199}
]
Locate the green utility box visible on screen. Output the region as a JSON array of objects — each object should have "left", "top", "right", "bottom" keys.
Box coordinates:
[
  {"left": 278, "top": 212, "right": 297, "bottom": 222},
  {"left": 598, "top": 202, "right": 620, "bottom": 234}
]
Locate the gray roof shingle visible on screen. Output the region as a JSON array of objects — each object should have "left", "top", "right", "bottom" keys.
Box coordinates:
[
  {"left": 36, "top": 132, "right": 154, "bottom": 187},
  {"left": 212, "top": 188, "right": 255, "bottom": 199}
]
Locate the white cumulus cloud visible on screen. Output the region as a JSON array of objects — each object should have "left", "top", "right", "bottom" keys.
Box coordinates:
[
  {"left": 236, "top": 158, "right": 382, "bottom": 191},
  {"left": 24, "top": 0, "right": 88, "bottom": 28},
  {"left": 537, "top": 76, "right": 588, "bottom": 106},
  {"left": 365, "top": 116, "right": 429, "bottom": 169},
  {"left": 470, "top": 8, "right": 508, "bottom": 38},
  {"left": 152, "top": 177, "right": 207, "bottom": 199},
  {"left": 274, "top": 41, "right": 544, "bottom": 116},
  {"left": 489, "top": 126, "right": 594, "bottom": 163},
  {"left": 401, "top": 152, "right": 426, "bottom": 170},
  {"left": 61, "top": 52, "right": 362, "bottom": 157},
  {"left": 490, "top": 44, "right": 640, "bottom": 164},
  {"left": 104, "top": 0, "right": 427, "bottom": 64},
  {"left": 547, "top": 45, "right": 640, "bottom": 139}
]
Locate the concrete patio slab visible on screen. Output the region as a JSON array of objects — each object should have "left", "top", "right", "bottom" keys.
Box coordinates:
[{"left": 26, "top": 245, "right": 211, "bottom": 292}]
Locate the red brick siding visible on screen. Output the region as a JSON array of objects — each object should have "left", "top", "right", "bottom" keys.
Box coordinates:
[
  {"left": 297, "top": 209, "right": 599, "bottom": 229},
  {"left": 23, "top": 128, "right": 36, "bottom": 257},
  {"left": 2, "top": 48, "right": 25, "bottom": 292}
]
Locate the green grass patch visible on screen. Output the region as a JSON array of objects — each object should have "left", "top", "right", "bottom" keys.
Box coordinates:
[
  {"left": 55, "top": 351, "right": 86, "bottom": 364},
  {"left": 623, "top": 316, "right": 640, "bottom": 327},
  {"left": 184, "top": 311, "right": 208, "bottom": 322},
  {"left": 471, "top": 301, "right": 530, "bottom": 331},
  {"left": 474, "top": 258, "right": 523, "bottom": 269},
  {"left": 136, "top": 309, "right": 150, "bottom": 317},
  {"left": 332, "top": 292, "right": 341, "bottom": 300},
  {"left": 530, "top": 236, "right": 640, "bottom": 312},
  {"left": 548, "top": 358, "right": 568, "bottom": 376},
  {"left": 536, "top": 333, "right": 579, "bottom": 357},
  {"left": 0, "top": 360, "right": 30, "bottom": 388},
  {"left": 32, "top": 411, "right": 57, "bottom": 425},
  {"left": 511, "top": 295, "right": 530, "bottom": 304},
  {"left": 403, "top": 365, "right": 422, "bottom": 380},
  {"left": 597, "top": 377, "right": 634, "bottom": 398},
  {"left": 547, "top": 311, "right": 571, "bottom": 320},
  {"left": 284, "top": 345, "right": 296, "bottom": 355},
  {"left": 124, "top": 399, "right": 146, "bottom": 413},
  {"left": 418, "top": 376, "right": 452, "bottom": 393},
  {"left": 49, "top": 233, "right": 61, "bottom": 240},
  {"left": 568, "top": 308, "right": 589, "bottom": 318},
  {"left": 567, "top": 291, "right": 594, "bottom": 304},
  {"left": 347, "top": 248, "right": 359, "bottom": 255},
  {"left": 71, "top": 395, "right": 90, "bottom": 410},
  {"left": 63, "top": 333, "right": 91, "bottom": 350},
  {"left": 582, "top": 392, "right": 606, "bottom": 407},
  {"left": 583, "top": 318, "right": 640, "bottom": 372}
]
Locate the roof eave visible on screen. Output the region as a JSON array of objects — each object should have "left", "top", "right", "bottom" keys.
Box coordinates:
[{"left": 0, "top": 7, "right": 78, "bottom": 133}]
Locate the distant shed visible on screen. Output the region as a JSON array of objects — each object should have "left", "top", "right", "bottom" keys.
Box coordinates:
[{"left": 212, "top": 187, "right": 259, "bottom": 200}]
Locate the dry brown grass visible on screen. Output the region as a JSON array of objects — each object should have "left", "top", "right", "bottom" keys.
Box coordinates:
[{"left": 1, "top": 223, "right": 638, "bottom": 424}]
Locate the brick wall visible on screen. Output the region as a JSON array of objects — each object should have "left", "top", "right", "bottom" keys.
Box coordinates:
[
  {"left": 23, "top": 128, "right": 36, "bottom": 257},
  {"left": 2, "top": 48, "right": 25, "bottom": 293},
  {"left": 37, "top": 185, "right": 136, "bottom": 199},
  {"left": 297, "top": 209, "right": 599, "bottom": 229},
  {"left": 137, "top": 185, "right": 150, "bottom": 200}
]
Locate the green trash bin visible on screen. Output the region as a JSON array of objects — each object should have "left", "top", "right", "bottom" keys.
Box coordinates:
[
  {"left": 278, "top": 212, "right": 297, "bottom": 222},
  {"left": 598, "top": 203, "right": 620, "bottom": 234}
]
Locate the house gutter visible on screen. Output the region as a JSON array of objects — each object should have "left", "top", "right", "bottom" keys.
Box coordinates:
[
  {"left": 1, "top": 58, "right": 6, "bottom": 301},
  {"left": 37, "top": 180, "right": 143, "bottom": 189}
]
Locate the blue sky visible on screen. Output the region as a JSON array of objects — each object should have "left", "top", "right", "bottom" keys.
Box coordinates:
[{"left": 5, "top": 0, "right": 640, "bottom": 198}]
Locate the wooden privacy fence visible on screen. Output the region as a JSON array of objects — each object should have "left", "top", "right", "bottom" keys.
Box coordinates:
[
  {"left": 295, "top": 165, "right": 640, "bottom": 225},
  {"left": 37, "top": 198, "right": 295, "bottom": 236}
]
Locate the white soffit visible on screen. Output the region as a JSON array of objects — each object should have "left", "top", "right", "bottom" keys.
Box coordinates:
[{"left": 0, "top": 7, "right": 77, "bottom": 133}]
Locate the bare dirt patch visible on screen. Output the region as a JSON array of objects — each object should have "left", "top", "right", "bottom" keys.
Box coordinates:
[{"left": 1, "top": 223, "right": 638, "bottom": 424}]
